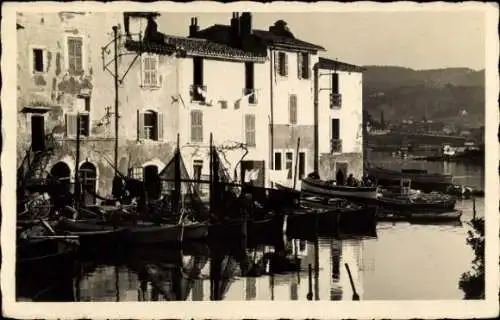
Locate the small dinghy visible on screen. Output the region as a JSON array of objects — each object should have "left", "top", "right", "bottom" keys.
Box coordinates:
[{"left": 301, "top": 173, "right": 378, "bottom": 202}]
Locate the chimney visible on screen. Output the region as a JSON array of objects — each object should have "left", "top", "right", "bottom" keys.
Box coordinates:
[
  {"left": 230, "top": 12, "right": 241, "bottom": 48},
  {"left": 189, "top": 17, "right": 199, "bottom": 37},
  {"left": 239, "top": 12, "right": 252, "bottom": 39}
]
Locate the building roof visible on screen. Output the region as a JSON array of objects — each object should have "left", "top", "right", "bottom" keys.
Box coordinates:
[
  {"left": 196, "top": 24, "right": 325, "bottom": 52},
  {"left": 318, "top": 57, "right": 365, "bottom": 73},
  {"left": 124, "top": 12, "right": 160, "bottom": 18},
  {"left": 126, "top": 34, "right": 267, "bottom": 62},
  {"left": 253, "top": 29, "right": 325, "bottom": 52}
]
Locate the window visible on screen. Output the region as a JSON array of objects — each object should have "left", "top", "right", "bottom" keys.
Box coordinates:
[
  {"left": 245, "top": 114, "right": 256, "bottom": 147},
  {"left": 33, "top": 48, "right": 45, "bottom": 73},
  {"left": 245, "top": 62, "right": 257, "bottom": 104},
  {"left": 219, "top": 100, "right": 228, "bottom": 109},
  {"left": 142, "top": 54, "right": 159, "bottom": 87},
  {"left": 193, "top": 160, "right": 203, "bottom": 193},
  {"left": 298, "top": 152, "right": 306, "bottom": 179},
  {"left": 137, "top": 110, "right": 164, "bottom": 141},
  {"left": 65, "top": 113, "right": 89, "bottom": 137},
  {"left": 277, "top": 52, "right": 288, "bottom": 77},
  {"left": 285, "top": 152, "right": 293, "bottom": 179},
  {"left": 331, "top": 118, "right": 340, "bottom": 140},
  {"left": 129, "top": 167, "right": 143, "bottom": 180},
  {"left": 297, "top": 52, "right": 309, "bottom": 79},
  {"left": 193, "top": 57, "right": 204, "bottom": 85},
  {"left": 289, "top": 94, "right": 297, "bottom": 124},
  {"left": 332, "top": 73, "right": 339, "bottom": 94},
  {"left": 191, "top": 110, "right": 203, "bottom": 143},
  {"left": 331, "top": 118, "right": 342, "bottom": 152},
  {"left": 67, "top": 37, "right": 83, "bottom": 75},
  {"left": 274, "top": 152, "right": 282, "bottom": 170}
]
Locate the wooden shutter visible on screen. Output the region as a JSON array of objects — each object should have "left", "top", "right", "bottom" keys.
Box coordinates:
[
  {"left": 66, "top": 113, "right": 77, "bottom": 137},
  {"left": 297, "top": 52, "right": 302, "bottom": 79},
  {"left": 157, "top": 112, "right": 164, "bottom": 141},
  {"left": 289, "top": 94, "right": 297, "bottom": 124},
  {"left": 274, "top": 51, "right": 280, "bottom": 76},
  {"left": 245, "top": 114, "right": 255, "bottom": 146},
  {"left": 283, "top": 53, "right": 288, "bottom": 76},
  {"left": 303, "top": 53, "right": 310, "bottom": 79},
  {"left": 137, "top": 110, "right": 145, "bottom": 140}
]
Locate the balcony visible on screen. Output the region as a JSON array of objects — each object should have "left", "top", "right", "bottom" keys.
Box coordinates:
[
  {"left": 331, "top": 139, "right": 342, "bottom": 153},
  {"left": 243, "top": 88, "right": 258, "bottom": 105},
  {"left": 330, "top": 93, "right": 342, "bottom": 109},
  {"left": 190, "top": 84, "right": 207, "bottom": 103}
]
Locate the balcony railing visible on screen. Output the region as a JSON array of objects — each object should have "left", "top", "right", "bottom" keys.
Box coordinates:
[
  {"left": 190, "top": 84, "right": 207, "bottom": 103},
  {"left": 330, "top": 93, "right": 342, "bottom": 109},
  {"left": 243, "top": 88, "right": 258, "bottom": 105},
  {"left": 331, "top": 139, "right": 342, "bottom": 153}
]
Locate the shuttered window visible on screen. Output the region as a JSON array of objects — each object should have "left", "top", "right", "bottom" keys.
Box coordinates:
[
  {"left": 67, "top": 37, "right": 83, "bottom": 75},
  {"left": 191, "top": 110, "right": 203, "bottom": 143},
  {"left": 278, "top": 52, "right": 288, "bottom": 77},
  {"left": 65, "top": 113, "right": 90, "bottom": 137},
  {"left": 297, "top": 52, "right": 309, "bottom": 79},
  {"left": 289, "top": 94, "right": 297, "bottom": 124},
  {"left": 285, "top": 152, "right": 293, "bottom": 179},
  {"left": 142, "top": 54, "right": 159, "bottom": 87},
  {"left": 137, "top": 109, "right": 164, "bottom": 141},
  {"left": 245, "top": 114, "right": 256, "bottom": 146}
]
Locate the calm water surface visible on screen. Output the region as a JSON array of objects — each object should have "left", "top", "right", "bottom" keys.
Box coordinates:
[{"left": 19, "top": 153, "right": 485, "bottom": 301}]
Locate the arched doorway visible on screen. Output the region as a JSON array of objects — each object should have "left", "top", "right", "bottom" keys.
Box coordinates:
[
  {"left": 144, "top": 165, "right": 161, "bottom": 200},
  {"left": 50, "top": 162, "right": 71, "bottom": 187},
  {"left": 79, "top": 162, "right": 97, "bottom": 205}
]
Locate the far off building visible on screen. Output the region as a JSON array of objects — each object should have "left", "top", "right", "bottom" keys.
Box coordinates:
[{"left": 317, "top": 57, "right": 365, "bottom": 182}]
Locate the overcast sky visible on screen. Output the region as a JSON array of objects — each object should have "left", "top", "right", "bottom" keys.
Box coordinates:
[{"left": 156, "top": 11, "right": 485, "bottom": 70}]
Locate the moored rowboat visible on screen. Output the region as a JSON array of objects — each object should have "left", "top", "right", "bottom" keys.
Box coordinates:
[{"left": 300, "top": 176, "right": 378, "bottom": 202}]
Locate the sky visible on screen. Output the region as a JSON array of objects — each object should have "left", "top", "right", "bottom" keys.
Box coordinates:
[{"left": 156, "top": 11, "right": 486, "bottom": 70}]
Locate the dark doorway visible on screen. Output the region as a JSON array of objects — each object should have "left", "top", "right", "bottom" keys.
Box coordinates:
[
  {"left": 31, "top": 115, "right": 45, "bottom": 151},
  {"left": 50, "top": 162, "right": 71, "bottom": 188},
  {"left": 336, "top": 162, "right": 348, "bottom": 185},
  {"left": 79, "top": 162, "right": 97, "bottom": 206},
  {"left": 144, "top": 165, "right": 161, "bottom": 200}
]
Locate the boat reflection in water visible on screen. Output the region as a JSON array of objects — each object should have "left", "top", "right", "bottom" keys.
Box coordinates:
[{"left": 61, "top": 232, "right": 372, "bottom": 302}]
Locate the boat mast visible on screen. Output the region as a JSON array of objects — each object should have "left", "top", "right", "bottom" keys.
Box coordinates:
[
  {"left": 74, "top": 113, "right": 81, "bottom": 212},
  {"left": 173, "top": 133, "right": 181, "bottom": 215},
  {"left": 293, "top": 137, "right": 301, "bottom": 189}
]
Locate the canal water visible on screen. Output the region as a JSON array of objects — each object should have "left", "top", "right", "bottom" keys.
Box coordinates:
[{"left": 18, "top": 153, "right": 485, "bottom": 301}]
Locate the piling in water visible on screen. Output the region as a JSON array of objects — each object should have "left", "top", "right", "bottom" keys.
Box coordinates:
[{"left": 307, "top": 263, "right": 313, "bottom": 300}]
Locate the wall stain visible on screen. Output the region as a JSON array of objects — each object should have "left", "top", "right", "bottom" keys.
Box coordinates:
[
  {"left": 34, "top": 74, "right": 47, "bottom": 86},
  {"left": 50, "top": 105, "right": 63, "bottom": 121},
  {"left": 46, "top": 51, "right": 52, "bottom": 73},
  {"left": 55, "top": 52, "right": 61, "bottom": 75}
]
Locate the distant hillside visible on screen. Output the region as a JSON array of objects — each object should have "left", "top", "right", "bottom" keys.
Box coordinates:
[{"left": 362, "top": 66, "right": 485, "bottom": 127}]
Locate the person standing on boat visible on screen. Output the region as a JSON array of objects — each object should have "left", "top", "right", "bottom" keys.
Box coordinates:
[{"left": 346, "top": 174, "right": 355, "bottom": 186}]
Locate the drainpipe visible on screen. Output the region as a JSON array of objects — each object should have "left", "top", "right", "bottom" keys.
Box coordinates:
[
  {"left": 269, "top": 49, "right": 275, "bottom": 186},
  {"left": 313, "top": 63, "right": 319, "bottom": 174}
]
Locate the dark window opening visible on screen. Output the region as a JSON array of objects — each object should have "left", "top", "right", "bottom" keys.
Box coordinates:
[
  {"left": 299, "top": 152, "right": 306, "bottom": 179},
  {"left": 278, "top": 52, "right": 288, "bottom": 76},
  {"left": 143, "top": 111, "right": 158, "bottom": 140},
  {"left": 331, "top": 118, "right": 340, "bottom": 140},
  {"left": 285, "top": 152, "right": 293, "bottom": 179},
  {"left": 193, "top": 57, "right": 204, "bottom": 85},
  {"left": 332, "top": 73, "right": 339, "bottom": 94},
  {"left": 33, "top": 49, "right": 44, "bottom": 72},
  {"left": 79, "top": 114, "right": 90, "bottom": 137},
  {"left": 274, "top": 152, "right": 282, "bottom": 170},
  {"left": 245, "top": 62, "right": 254, "bottom": 90}
]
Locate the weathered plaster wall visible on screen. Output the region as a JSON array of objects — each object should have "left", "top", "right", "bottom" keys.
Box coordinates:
[{"left": 319, "top": 152, "right": 363, "bottom": 181}]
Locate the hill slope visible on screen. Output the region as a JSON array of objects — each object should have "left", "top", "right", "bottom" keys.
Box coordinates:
[{"left": 362, "top": 66, "right": 485, "bottom": 127}]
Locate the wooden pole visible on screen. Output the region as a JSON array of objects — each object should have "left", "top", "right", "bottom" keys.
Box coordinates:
[
  {"left": 307, "top": 263, "right": 313, "bottom": 300},
  {"left": 313, "top": 64, "right": 319, "bottom": 173},
  {"left": 113, "top": 26, "right": 119, "bottom": 176},
  {"left": 293, "top": 137, "right": 301, "bottom": 190},
  {"left": 345, "top": 263, "right": 360, "bottom": 300},
  {"left": 209, "top": 133, "right": 214, "bottom": 215},
  {"left": 75, "top": 113, "right": 81, "bottom": 212},
  {"left": 472, "top": 196, "right": 476, "bottom": 221}
]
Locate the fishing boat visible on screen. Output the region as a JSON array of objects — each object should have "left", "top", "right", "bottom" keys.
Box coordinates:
[
  {"left": 377, "top": 209, "right": 462, "bottom": 223},
  {"left": 366, "top": 166, "right": 453, "bottom": 192},
  {"left": 123, "top": 219, "right": 209, "bottom": 245},
  {"left": 300, "top": 174, "right": 378, "bottom": 203},
  {"left": 376, "top": 182, "right": 457, "bottom": 214}
]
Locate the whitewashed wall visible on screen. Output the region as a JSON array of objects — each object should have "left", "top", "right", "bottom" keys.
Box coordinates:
[{"left": 318, "top": 69, "right": 363, "bottom": 155}]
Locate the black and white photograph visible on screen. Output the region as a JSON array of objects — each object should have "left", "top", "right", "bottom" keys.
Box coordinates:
[{"left": 1, "top": 1, "right": 498, "bottom": 319}]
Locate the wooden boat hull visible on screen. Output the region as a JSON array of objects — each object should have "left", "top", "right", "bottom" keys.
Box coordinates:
[
  {"left": 124, "top": 222, "right": 209, "bottom": 245},
  {"left": 16, "top": 238, "right": 77, "bottom": 301},
  {"left": 377, "top": 197, "right": 457, "bottom": 213},
  {"left": 377, "top": 210, "right": 462, "bottom": 223},
  {"left": 366, "top": 167, "right": 453, "bottom": 192},
  {"left": 301, "top": 177, "right": 378, "bottom": 202}
]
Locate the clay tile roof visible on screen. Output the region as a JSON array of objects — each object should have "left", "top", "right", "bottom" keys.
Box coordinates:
[
  {"left": 162, "top": 35, "right": 267, "bottom": 62},
  {"left": 124, "top": 40, "right": 177, "bottom": 55},
  {"left": 318, "top": 57, "right": 365, "bottom": 73},
  {"left": 253, "top": 29, "right": 325, "bottom": 52}
]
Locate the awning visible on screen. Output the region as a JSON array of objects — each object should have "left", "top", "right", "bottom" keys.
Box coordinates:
[{"left": 20, "top": 106, "right": 51, "bottom": 114}]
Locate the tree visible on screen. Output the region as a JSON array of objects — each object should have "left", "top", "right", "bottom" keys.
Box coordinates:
[{"left": 458, "top": 217, "right": 485, "bottom": 299}]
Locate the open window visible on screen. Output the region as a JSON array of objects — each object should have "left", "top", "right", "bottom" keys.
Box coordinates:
[{"left": 137, "top": 109, "right": 164, "bottom": 141}]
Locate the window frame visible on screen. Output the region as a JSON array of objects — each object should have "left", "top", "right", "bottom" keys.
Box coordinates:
[
  {"left": 274, "top": 151, "right": 283, "bottom": 171},
  {"left": 190, "top": 110, "right": 203, "bottom": 143},
  {"left": 137, "top": 109, "right": 164, "bottom": 142},
  {"left": 66, "top": 35, "right": 84, "bottom": 75},
  {"left": 30, "top": 46, "right": 47, "bottom": 74},
  {"left": 289, "top": 94, "right": 298, "bottom": 125},
  {"left": 65, "top": 112, "right": 90, "bottom": 138},
  {"left": 141, "top": 53, "right": 160, "bottom": 88},
  {"left": 245, "top": 114, "right": 256, "bottom": 147},
  {"left": 278, "top": 51, "right": 288, "bottom": 77}
]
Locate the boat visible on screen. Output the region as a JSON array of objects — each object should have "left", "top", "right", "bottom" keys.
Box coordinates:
[
  {"left": 377, "top": 188, "right": 456, "bottom": 213},
  {"left": 366, "top": 166, "right": 453, "bottom": 192},
  {"left": 300, "top": 174, "right": 378, "bottom": 203},
  {"left": 123, "top": 219, "right": 209, "bottom": 245},
  {"left": 377, "top": 209, "right": 462, "bottom": 223}
]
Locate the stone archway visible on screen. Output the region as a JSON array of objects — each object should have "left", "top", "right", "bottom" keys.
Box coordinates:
[
  {"left": 79, "top": 161, "right": 97, "bottom": 205},
  {"left": 50, "top": 161, "right": 71, "bottom": 187}
]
